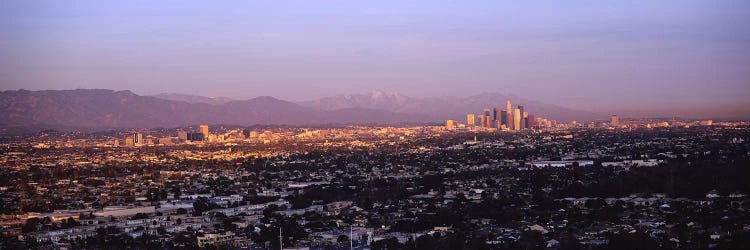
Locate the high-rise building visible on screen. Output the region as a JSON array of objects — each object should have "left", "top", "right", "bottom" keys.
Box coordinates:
[
  {"left": 445, "top": 120, "right": 456, "bottom": 130},
  {"left": 518, "top": 106, "right": 525, "bottom": 129},
  {"left": 500, "top": 110, "right": 508, "bottom": 126},
  {"left": 483, "top": 109, "right": 491, "bottom": 127},
  {"left": 508, "top": 114, "right": 514, "bottom": 130},
  {"left": 123, "top": 133, "right": 141, "bottom": 146},
  {"left": 467, "top": 114, "right": 475, "bottom": 127},
  {"left": 187, "top": 132, "right": 205, "bottom": 142},
  {"left": 514, "top": 108, "right": 521, "bottom": 131},
  {"left": 506, "top": 100, "right": 512, "bottom": 115},
  {"left": 506, "top": 100, "right": 513, "bottom": 130},
  {"left": 199, "top": 125, "right": 209, "bottom": 139},
  {"left": 128, "top": 132, "right": 143, "bottom": 145},
  {"left": 493, "top": 108, "right": 502, "bottom": 122},
  {"left": 527, "top": 115, "right": 536, "bottom": 128},
  {"left": 523, "top": 111, "right": 528, "bottom": 129},
  {"left": 611, "top": 115, "right": 619, "bottom": 127}
]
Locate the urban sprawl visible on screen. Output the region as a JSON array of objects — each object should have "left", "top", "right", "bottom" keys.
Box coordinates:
[{"left": 1, "top": 100, "right": 748, "bottom": 250}]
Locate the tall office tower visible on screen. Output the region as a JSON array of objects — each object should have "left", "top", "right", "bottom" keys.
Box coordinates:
[
  {"left": 514, "top": 108, "right": 521, "bottom": 131},
  {"left": 611, "top": 115, "right": 619, "bottom": 127},
  {"left": 523, "top": 111, "right": 529, "bottom": 129},
  {"left": 527, "top": 115, "right": 536, "bottom": 128},
  {"left": 506, "top": 100, "right": 513, "bottom": 130},
  {"left": 501, "top": 110, "right": 508, "bottom": 126},
  {"left": 508, "top": 113, "right": 514, "bottom": 130},
  {"left": 467, "top": 114, "right": 476, "bottom": 127},
  {"left": 445, "top": 120, "right": 455, "bottom": 130},
  {"left": 493, "top": 108, "right": 502, "bottom": 122},
  {"left": 133, "top": 133, "right": 143, "bottom": 145},
  {"left": 506, "top": 100, "right": 512, "bottom": 115},
  {"left": 200, "top": 125, "right": 209, "bottom": 139},
  {"left": 518, "top": 106, "right": 525, "bottom": 129},
  {"left": 483, "top": 109, "right": 491, "bottom": 128},
  {"left": 477, "top": 114, "right": 485, "bottom": 128},
  {"left": 178, "top": 131, "right": 188, "bottom": 141}
]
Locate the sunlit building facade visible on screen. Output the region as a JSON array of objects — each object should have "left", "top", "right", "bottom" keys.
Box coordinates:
[{"left": 200, "top": 125, "right": 209, "bottom": 140}]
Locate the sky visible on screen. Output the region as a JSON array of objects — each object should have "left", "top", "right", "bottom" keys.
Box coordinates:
[{"left": 1, "top": 1, "right": 749, "bottom": 118}]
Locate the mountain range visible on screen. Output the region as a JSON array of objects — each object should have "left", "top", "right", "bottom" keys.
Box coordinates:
[
  {"left": 152, "top": 93, "right": 235, "bottom": 105},
  {"left": 0, "top": 89, "right": 596, "bottom": 133},
  {"left": 298, "top": 90, "right": 595, "bottom": 122}
]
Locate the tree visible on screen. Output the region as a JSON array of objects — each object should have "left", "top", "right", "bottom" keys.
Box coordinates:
[
  {"left": 371, "top": 237, "right": 402, "bottom": 250},
  {"left": 559, "top": 233, "right": 582, "bottom": 250},
  {"left": 132, "top": 213, "right": 149, "bottom": 220},
  {"left": 22, "top": 217, "right": 40, "bottom": 233},
  {"left": 606, "top": 231, "right": 659, "bottom": 250},
  {"left": 518, "top": 230, "right": 545, "bottom": 250},
  {"left": 172, "top": 186, "right": 182, "bottom": 199},
  {"left": 192, "top": 197, "right": 216, "bottom": 215},
  {"left": 337, "top": 234, "right": 349, "bottom": 245}
]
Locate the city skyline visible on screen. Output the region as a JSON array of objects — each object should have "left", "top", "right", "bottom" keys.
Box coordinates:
[
  {"left": 3, "top": 111, "right": 747, "bottom": 249},
  {"left": 3, "top": 88, "right": 747, "bottom": 122},
  {"left": 3, "top": 2, "right": 750, "bottom": 249}
]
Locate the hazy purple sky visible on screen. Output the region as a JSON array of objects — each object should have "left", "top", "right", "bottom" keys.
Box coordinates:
[{"left": 1, "top": 1, "right": 749, "bottom": 117}]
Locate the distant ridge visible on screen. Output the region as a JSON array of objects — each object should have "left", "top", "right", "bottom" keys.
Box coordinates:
[
  {"left": 299, "top": 90, "right": 596, "bottom": 122},
  {"left": 152, "top": 93, "right": 234, "bottom": 105},
  {"left": 0, "top": 89, "right": 431, "bottom": 132},
  {"left": 0, "top": 89, "right": 595, "bottom": 132}
]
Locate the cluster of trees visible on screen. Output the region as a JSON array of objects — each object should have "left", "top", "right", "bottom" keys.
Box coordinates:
[
  {"left": 192, "top": 197, "right": 221, "bottom": 215},
  {"left": 555, "top": 156, "right": 750, "bottom": 198},
  {"left": 21, "top": 217, "right": 80, "bottom": 234}
]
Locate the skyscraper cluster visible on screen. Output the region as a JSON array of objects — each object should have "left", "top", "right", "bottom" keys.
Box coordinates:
[
  {"left": 456, "top": 100, "right": 546, "bottom": 131},
  {"left": 123, "top": 132, "right": 143, "bottom": 146},
  {"left": 118, "top": 125, "right": 212, "bottom": 147}
]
